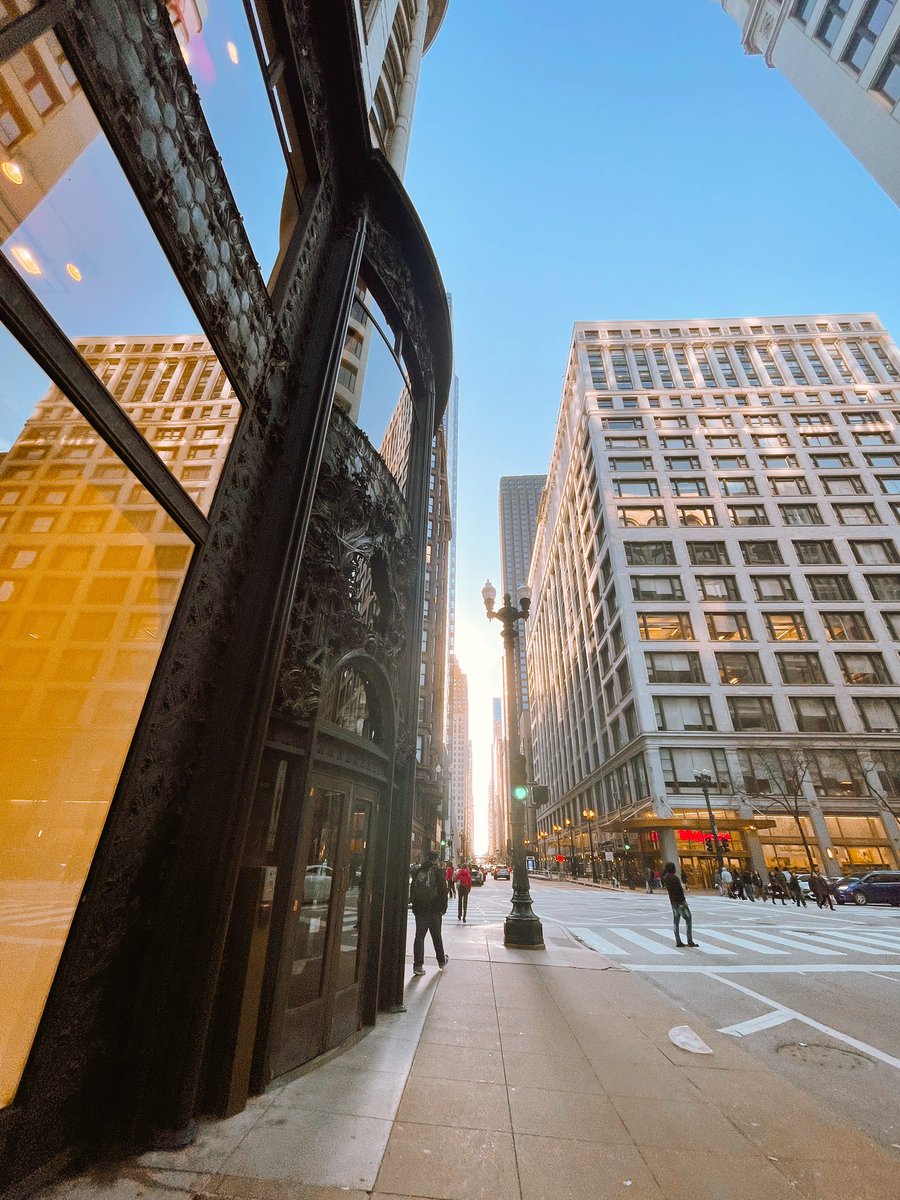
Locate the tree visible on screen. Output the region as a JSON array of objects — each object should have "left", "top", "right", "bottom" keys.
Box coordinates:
[
  {"left": 851, "top": 749, "right": 900, "bottom": 827},
  {"left": 735, "top": 746, "right": 819, "bottom": 873}
]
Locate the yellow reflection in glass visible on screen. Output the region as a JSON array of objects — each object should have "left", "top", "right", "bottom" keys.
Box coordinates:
[
  {"left": 2, "top": 161, "right": 24, "bottom": 185},
  {"left": 227, "top": 41, "right": 239, "bottom": 64},
  {"left": 66, "top": 263, "right": 82, "bottom": 282},
  {"left": 0, "top": 391, "right": 192, "bottom": 1106},
  {"left": 10, "top": 246, "right": 41, "bottom": 275}
]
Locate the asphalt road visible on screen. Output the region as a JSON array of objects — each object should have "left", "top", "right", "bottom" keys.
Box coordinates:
[{"left": 465, "top": 875, "right": 900, "bottom": 1155}]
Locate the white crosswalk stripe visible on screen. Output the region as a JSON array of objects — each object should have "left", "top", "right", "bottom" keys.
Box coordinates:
[
  {"left": 609, "top": 927, "right": 679, "bottom": 956},
  {"left": 722, "top": 928, "right": 843, "bottom": 955},
  {"left": 648, "top": 927, "right": 734, "bottom": 955},
  {"left": 784, "top": 929, "right": 900, "bottom": 956},
  {"left": 695, "top": 928, "right": 788, "bottom": 955},
  {"left": 569, "top": 927, "right": 629, "bottom": 956}
]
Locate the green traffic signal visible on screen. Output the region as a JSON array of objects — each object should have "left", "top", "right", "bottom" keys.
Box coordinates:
[{"left": 512, "top": 783, "right": 530, "bottom": 802}]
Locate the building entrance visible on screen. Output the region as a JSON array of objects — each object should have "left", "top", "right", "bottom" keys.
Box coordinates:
[{"left": 265, "top": 773, "right": 378, "bottom": 1078}]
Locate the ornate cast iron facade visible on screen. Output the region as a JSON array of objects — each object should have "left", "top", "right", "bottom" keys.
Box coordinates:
[{"left": 0, "top": 0, "right": 450, "bottom": 1192}]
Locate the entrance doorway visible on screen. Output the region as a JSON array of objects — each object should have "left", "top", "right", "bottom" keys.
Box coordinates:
[{"left": 266, "top": 774, "right": 377, "bottom": 1077}]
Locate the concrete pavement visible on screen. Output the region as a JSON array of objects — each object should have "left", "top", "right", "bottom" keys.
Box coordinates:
[{"left": 37, "top": 911, "right": 899, "bottom": 1200}]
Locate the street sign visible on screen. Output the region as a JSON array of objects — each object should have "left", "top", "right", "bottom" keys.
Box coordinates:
[{"left": 604, "top": 851, "right": 614, "bottom": 861}]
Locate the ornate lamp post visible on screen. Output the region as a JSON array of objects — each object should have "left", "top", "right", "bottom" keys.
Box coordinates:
[
  {"left": 582, "top": 808, "right": 598, "bottom": 882},
  {"left": 552, "top": 823, "right": 563, "bottom": 874},
  {"left": 694, "top": 768, "right": 725, "bottom": 876},
  {"left": 564, "top": 816, "right": 577, "bottom": 877},
  {"left": 537, "top": 829, "right": 548, "bottom": 870},
  {"left": 482, "top": 579, "right": 544, "bottom": 948}
]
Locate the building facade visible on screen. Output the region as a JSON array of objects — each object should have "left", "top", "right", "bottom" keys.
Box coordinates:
[
  {"left": 721, "top": 0, "right": 900, "bottom": 205},
  {"left": 495, "top": 475, "right": 544, "bottom": 853},
  {"left": 488, "top": 696, "right": 505, "bottom": 857},
  {"left": 0, "top": 0, "right": 450, "bottom": 1191},
  {"left": 447, "top": 654, "right": 473, "bottom": 861},
  {"left": 528, "top": 314, "right": 900, "bottom": 888}
]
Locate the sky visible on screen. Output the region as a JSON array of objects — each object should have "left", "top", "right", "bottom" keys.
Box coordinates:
[{"left": 401, "top": 0, "right": 900, "bottom": 852}]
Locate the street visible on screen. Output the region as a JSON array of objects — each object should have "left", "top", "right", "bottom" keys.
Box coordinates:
[{"left": 464, "top": 876, "right": 900, "bottom": 1155}]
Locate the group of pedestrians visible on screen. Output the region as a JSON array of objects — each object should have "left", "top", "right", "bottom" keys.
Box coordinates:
[{"left": 715, "top": 865, "right": 764, "bottom": 901}]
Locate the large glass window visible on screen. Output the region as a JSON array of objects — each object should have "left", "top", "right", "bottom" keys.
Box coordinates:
[
  {"left": 867, "top": 574, "right": 900, "bottom": 600},
  {"left": 698, "top": 575, "right": 740, "bottom": 601},
  {"left": 619, "top": 506, "right": 666, "bottom": 528},
  {"left": 873, "top": 30, "right": 900, "bottom": 104},
  {"left": 816, "top": 1, "right": 852, "bottom": 50},
  {"left": 613, "top": 478, "right": 659, "bottom": 497},
  {"left": 1, "top": 33, "right": 242, "bottom": 514},
  {"left": 795, "top": 539, "right": 840, "bottom": 564},
  {"left": 660, "top": 747, "right": 731, "bottom": 794},
  {"left": 753, "top": 575, "right": 797, "bottom": 601},
  {"left": 741, "top": 540, "right": 783, "bottom": 565},
  {"left": 678, "top": 505, "right": 717, "bottom": 527},
  {"left": 706, "top": 612, "right": 752, "bottom": 642},
  {"left": 637, "top": 612, "right": 694, "bottom": 640},
  {"left": 765, "top": 612, "right": 811, "bottom": 641},
  {"left": 729, "top": 696, "right": 778, "bottom": 732},
  {"left": 837, "top": 652, "right": 891, "bottom": 685},
  {"left": 791, "top": 697, "right": 845, "bottom": 733},
  {"left": 855, "top": 697, "right": 900, "bottom": 732},
  {"left": 624, "top": 541, "right": 675, "bottom": 566},
  {"left": 851, "top": 539, "right": 899, "bottom": 564},
  {"left": 645, "top": 652, "right": 704, "bottom": 683},
  {"left": 777, "top": 652, "right": 826, "bottom": 684},
  {"left": 0, "top": 345, "right": 193, "bottom": 1106},
  {"left": 807, "top": 574, "right": 856, "bottom": 601},
  {"left": 631, "top": 575, "right": 684, "bottom": 601},
  {"left": 821, "top": 611, "right": 874, "bottom": 640},
  {"left": 653, "top": 695, "right": 715, "bottom": 732},
  {"left": 167, "top": 0, "right": 309, "bottom": 279},
  {"left": 716, "top": 652, "right": 765, "bottom": 685}
]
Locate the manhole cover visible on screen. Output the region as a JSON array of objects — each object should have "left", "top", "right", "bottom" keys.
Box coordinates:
[{"left": 777, "top": 1041, "right": 875, "bottom": 1070}]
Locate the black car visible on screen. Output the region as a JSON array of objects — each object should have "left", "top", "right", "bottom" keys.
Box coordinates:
[{"left": 834, "top": 870, "right": 900, "bottom": 906}]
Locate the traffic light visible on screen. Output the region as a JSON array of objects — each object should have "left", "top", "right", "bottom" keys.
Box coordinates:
[
  {"left": 512, "top": 783, "right": 530, "bottom": 802},
  {"left": 623, "top": 836, "right": 631, "bottom": 851}
]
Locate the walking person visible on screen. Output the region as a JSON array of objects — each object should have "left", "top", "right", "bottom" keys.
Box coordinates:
[
  {"left": 742, "top": 869, "right": 756, "bottom": 902},
  {"left": 662, "top": 862, "right": 699, "bottom": 948},
  {"left": 751, "top": 869, "right": 764, "bottom": 900},
  {"left": 770, "top": 868, "right": 788, "bottom": 905},
  {"left": 720, "top": 864, "right": 733, "bottom": 897},
  {"left": 410, "top": 850, "right": 448, "bottom": 976},
  {"left": 644, "top": 866, "right": 653, "bottom": 894},
  {"left": 445, "top": 860, "right": 455, "bottom": 899},
  {"left": 812, "top": 870, "right": 835, "bottom": 911},
  {"left": 455, "top": 861, "right": 472, "bottom": 922},
  {"left": 786, "top": 869, "right": 807, "bottom": 907}
]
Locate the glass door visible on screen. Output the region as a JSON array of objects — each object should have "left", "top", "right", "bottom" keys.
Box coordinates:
[{"left": 328, "top": 791, "right": 374, "bottom": 1048}]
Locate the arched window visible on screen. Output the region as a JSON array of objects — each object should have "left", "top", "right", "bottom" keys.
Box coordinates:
[{"left": 321, "top": 666, "right": 383, "bottom": 743}]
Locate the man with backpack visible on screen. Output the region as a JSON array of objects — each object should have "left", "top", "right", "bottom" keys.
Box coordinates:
[{"left": 410, "top": 849, "right": 448, "bottom": 976}]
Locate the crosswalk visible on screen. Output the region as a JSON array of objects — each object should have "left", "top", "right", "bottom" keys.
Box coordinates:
[{"left": 569, "top": 922, "right": 900, "bottom": 962}]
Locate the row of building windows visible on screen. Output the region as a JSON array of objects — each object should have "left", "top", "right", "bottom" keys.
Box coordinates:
[
  {"left": 604, "top": 433, "right": 899, "bottom": 452},
  {"left": 601, "top": 409, "right": 898, "bottom": 430},
  {"left": 795, "top": 0, "right": 900, "bottom": 105},
  {"left": 582, "top": 318, "right": 880, "bottom": 341},
  {"left": 651, "top": 691, "right": 900, "bottom": 734},
  {"left": 610, "top": 452, "right": 900, "bottom": 471},
  {"left": 630, "top": 570, "right": 900, "bottom": 604},
  {"left": 646, "top": 647, "right": 892, "bottom": 687},
  {"left": 615, "top": 500, "right": 900, "bottom": 527},
  {"left": 635, "top": 608, "right": 900, "bottom": 643},
  {"left": 612, "top": 473, "right": 900, "bottom": 497},
  {"left": 622, "top": 537, "right": 899, "bottom": 567}
]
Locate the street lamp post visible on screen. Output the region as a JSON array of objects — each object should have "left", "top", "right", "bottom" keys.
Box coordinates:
[
  {"left": 552, "top": 823, "right": 563, "bottom": 875},
  {"left": 694, "top": 768, "right": 725, "bottom": 876},
  {"left": 482, "top": 579, "right": 544, "bottom": 948},
  {"left": 537, "top": 829, "right": 548, "bottom": 871},
  {"left": 582, "top": 809, "right": 597, "bottom": 882},
  {"left": 564, "top": 817, "right": 577, "bottom": 878}
]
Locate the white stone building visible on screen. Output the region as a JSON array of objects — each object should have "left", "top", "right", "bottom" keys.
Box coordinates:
[
  {"left": 528, "top": 314, "right": 900, "bottom": 886},
  {"left": 721, "top": 1, "right": 900, "bottom": 205}
]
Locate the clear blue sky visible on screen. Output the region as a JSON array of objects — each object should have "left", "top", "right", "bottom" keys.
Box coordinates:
[{"left": 402, "top": 0, "right": 900, "bottom": 850}]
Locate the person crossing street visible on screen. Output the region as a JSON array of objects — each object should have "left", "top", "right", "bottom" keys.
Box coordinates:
[{"left": 662, "top": 862, "right": 699, "bottom": 948}]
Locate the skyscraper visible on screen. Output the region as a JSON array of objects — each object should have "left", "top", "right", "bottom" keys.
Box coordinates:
[
  {"left": 721, "top": 1, "right": 900, "bottom": 205},
  {"left": 448, "top": 654, "right": 473, "bottom": 861},
  {"left": 528, "top": 314, "right": 900, "bottom": 888},
  {"left": 488, "top": 696, "right": 504, "bottom": 857}
]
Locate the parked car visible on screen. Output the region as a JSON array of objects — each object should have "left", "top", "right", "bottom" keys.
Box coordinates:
[
  {"left": 834, "top": 870, "right": 900, "bottom": 906},
  {"left": 470, "top": 867, "right": 484, "bottom": 886},
  {"left": 493, "top": 864, "right": 510, "bottom": 880},
  {"left": 828, "top": 874, "right": 859, "bottom": 897},
  {"left": 794, "top": 873, "right": 814, "bottom": 897}
]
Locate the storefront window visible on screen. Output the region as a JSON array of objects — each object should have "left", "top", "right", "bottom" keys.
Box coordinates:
[
  {"left": 1, "top": 31, "right": 243, "bottom": 514},
  {"left": 0, "top": 341, "right": 193, "bottom": 1106}
]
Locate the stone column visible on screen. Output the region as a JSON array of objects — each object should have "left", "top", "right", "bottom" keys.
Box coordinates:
[
  {"left": 880, "top": 806, "right": 900, "bottom": 867},
  {"left": 658, "top": 827, "right": 679, "bottom": 870},
  {"left": 746, "top": 829, "right": 769, "bottom": 881},
  {"left": 387, "top": 0, "right": 428, "bottom": 176},
  {"left": 806, "top": 805, "right": 839, "bottom": 877}
]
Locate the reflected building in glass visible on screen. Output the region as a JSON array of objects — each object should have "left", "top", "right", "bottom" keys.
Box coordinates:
[
  {"left": 0, "top": 0, "right": 451, "bottom": 1191},
  {"left": 447, "top": 654, "right": 473, "bottom": 860},
  {"left": 528, "top": 316, "right": 900, "bottom": 889}
]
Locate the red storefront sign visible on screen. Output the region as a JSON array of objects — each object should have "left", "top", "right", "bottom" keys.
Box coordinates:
[{"left": 677, "top": 828, "right": 731, "bottom": 845}]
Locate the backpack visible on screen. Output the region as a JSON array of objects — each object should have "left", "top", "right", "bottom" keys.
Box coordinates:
[{"left": 411, "top": 864, "right": 439, "bottom": 908}]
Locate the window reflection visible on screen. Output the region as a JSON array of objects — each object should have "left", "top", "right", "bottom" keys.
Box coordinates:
[
  {"left": 0, "top": 334, "right": 193, "bottom": 1106},
  {"left": 1, "top": 31, "right": 241, "bottom": 514},
  {"left": 166, "top": 0, "right": 306, "bottom": 279}
]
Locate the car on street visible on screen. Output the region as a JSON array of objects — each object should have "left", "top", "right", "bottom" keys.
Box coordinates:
[
  {"left": 794, "top": 873, "right": 814, "bottom": 897},
  {"left": 470, "top": 867, "right": 484, "bottom": 886},
  {"left": 834, "top": 870, "right": 900, "bottom": 906},
  {"left": 493, "top": 865, "right": 510, "bottom": 880},
  {"left": 828, "top": 874, "right": 859, "bottom": 898}
]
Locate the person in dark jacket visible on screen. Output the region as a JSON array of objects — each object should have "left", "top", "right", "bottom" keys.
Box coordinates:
[
  {"left": 455, "top": 862, "right": 472, "bottom": 922},
  {"left": 410, "top": 850, "right": 448, "bottom": 976},
  {"left": 662, "top": 862, "right": 699, "bottom": 948}
]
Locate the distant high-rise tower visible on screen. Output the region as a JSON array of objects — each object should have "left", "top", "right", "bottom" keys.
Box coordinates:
[
  {"left": 448, "top": 655, "right": 473, "bottom": 860},
  {"left": 721, "top": 0, "right": 900, "bottom": 205},
  {"left": 498, "top": 476, "right": 545, "bottom": 723},
  {"left": 488, "top": 697, "right": 504, "bottom": 857}
]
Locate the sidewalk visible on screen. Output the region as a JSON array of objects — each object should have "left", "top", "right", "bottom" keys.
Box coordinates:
[{"left": 39, "top": 915, "right": 898, "bottom": 1200}]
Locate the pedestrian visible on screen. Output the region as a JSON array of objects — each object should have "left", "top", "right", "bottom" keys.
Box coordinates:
[
  {"left": 662, "top": 862, "right": 699, "bottom": 948},
  {"left": 644, "top": 866, "right": 653, "bottom": 894},
  {"left": 812, "top": 870, "right": 835, "bottom": 911},
  {"left": 445, "top": 860, "right": 455, "bottom": 899},
  {"left": 770, "top": 868, "right": 787, "bottom": 905},
  {"left": 786, "top": 869, "right": 806, "bottom": 907},
  {"left": 720, "top": 864, "right": 733, "bottom": 897},
  {"left": 410, "top": 850, "right": 448, "bottom": 976},
  {"left": 742, "top": 869, "right": 756, "bottom": 902},
  {"left": 714, "top": 868, "right": 723, "bottom": 896},
  {"left": 653, "top": 868, "right": 662, "bottom": 890},
  {"left": 455, "top": 861, "right": 472, "bottom": 922},
  {"left": 732, "top": 870, "right": 746, "bottom": 900},
  {"left": 751, "top": 870, "right": 764, "bottom": 900}
]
